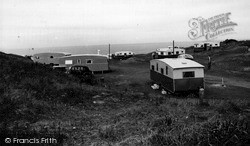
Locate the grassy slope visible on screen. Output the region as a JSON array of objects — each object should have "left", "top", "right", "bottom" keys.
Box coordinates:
[{"left": 1, "top": 44, "right": 250, "bottom": 146}]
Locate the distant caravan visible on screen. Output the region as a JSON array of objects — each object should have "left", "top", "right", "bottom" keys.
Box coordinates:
[
  {"left": 150, "top": 58, "right": 204, "bottom": 93},
  {"left": 112, "top": 51, "right": 135, "bottom": 60},
  {"left": 153, "top": 46, "right": 185, "bottom": 59},
  {"left": 177, "top": 54, "right": 194, "bottom": 60},
  {"left": 32, "top": 52, "right": 109, "bottom": 73},
  {"left": 194, "top": 42, "right": 220, "bottom": 52},
  {"left": 58, "top": 54, "right": 109, "bottom": 72},
  {"left": 32, "top": 52, "right": 71, "bottom": 66}
]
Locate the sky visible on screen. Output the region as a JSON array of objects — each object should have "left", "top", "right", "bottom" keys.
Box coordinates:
[{"left": 1, "top": 0, "right": 250, "bottom": 50}]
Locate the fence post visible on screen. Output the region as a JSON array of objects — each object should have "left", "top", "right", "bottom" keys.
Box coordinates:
[{"left": 199, "top": 88, "right": 204, "bottom": 104}]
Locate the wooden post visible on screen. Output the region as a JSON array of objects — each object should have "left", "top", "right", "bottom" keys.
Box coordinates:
[
  {"left": 173, "top": 40, "right": 175, "bottom": 55},
  {"left": 199, "top": 88, "right": 204, "bottom": 104},
  {"left": 109, "top": 44, "right": 110, "bottom": 59},
  {"left": 222, "top": 77, "right": 226, "bottom": 87},
  {"left": 108, "top": 44, "right": 110, "bottom": 70}
]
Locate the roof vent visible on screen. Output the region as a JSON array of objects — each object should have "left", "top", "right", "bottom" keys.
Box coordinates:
[{"left": 182, "top": 62, "right": 187, "bottom": 64}]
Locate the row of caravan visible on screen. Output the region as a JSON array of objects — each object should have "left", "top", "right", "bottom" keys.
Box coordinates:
[
  {"left": 32, "top": 48, "right": 205, "bottom": 93},
  {"left": 32, "top": 51, "right": 136, "bottom": 72},
  {"left": 32, "top": 52, "right": 109, "bottom": 72}
]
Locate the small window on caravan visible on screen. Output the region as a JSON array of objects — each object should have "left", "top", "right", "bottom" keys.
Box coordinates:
[
  {"left": 165, "top": 66, "right": 168, "bottom": 75},
  {"left": 161, "top": 68, "right": 164, "bottom": 74},
  {"left": 176, "top": 51, "right": 179, "bottom": 54},
  {"left": 151, "top": 65, "right": 155, "bottom": 71},
  {"left": 168, "top": 52, "right": 171, "bottom": 55},
  {"left": 124, "top": 53, "right": 127, "bottom": 56},
  {"left": 65, "top": 60, "right": 73, "bottom": 64},
  {"left": 161, "top": 52, "right": 164, "bottom": 55},
  {"left": 156, "top": 63, "right": 158, "bottom": 71},
  {"left": 183, "top": 71, "right": 195, "bottom": 78},
  {"left": 86, "top": 59, "right": 93, "bottom": 64},
  {"left": 50, "top": 56, "right": 53, "bottom": 58},
  {"left": 77, "top": 59, "right": 81, "bottom": 64}
]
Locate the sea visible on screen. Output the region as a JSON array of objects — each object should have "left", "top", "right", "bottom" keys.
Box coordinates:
[{"left": 2, "top": 41, "right": 200, "bottom": 56}]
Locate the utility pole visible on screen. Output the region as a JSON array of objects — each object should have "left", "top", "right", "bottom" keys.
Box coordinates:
[
  {"left": 173, "top": 40, "right": 175, "bottom": 55},
  {"left": 108, "top": 44, "right": 110, "bottom": 70}
]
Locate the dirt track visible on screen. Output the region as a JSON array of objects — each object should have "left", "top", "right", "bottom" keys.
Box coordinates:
[{"left": 205, "top": 74, "right": 250, "bottom": 89}]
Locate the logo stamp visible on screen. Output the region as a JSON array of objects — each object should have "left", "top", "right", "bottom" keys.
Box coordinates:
[
  {"left": 4, "top": 137, "right": 57, "bottom": 144},
  {"left": 188, "top": 12, "right": 237, "bottom": 40},
  {"left": 5, "top": 138, "right": 11, "bottom": 143}
]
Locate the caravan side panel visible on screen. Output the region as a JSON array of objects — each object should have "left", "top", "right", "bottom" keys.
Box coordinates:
[
  {"left": 58, "top": 55, "right": 108, "bottom": 72},
  {"left": 173, "top": 68, "right": 204, "bottom": 92},
  {"left": 173, "top": 68, "right": 204, "bottom": 79},
  {"left": 174, "top": 78, "right": 204, "bottom": 92},
  {"left": 150, "top": 70, "right": 174, "bottom": 92}
]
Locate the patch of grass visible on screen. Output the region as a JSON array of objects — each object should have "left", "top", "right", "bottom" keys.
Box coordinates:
[
  {"left": 98, "top": 125, "right": 121, "bottom": 142},
  {"left": 216, "top": 101, "right": 242, "bottom": 114}
]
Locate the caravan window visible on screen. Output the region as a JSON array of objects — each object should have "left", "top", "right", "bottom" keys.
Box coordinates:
[
  {"left": 176, "top": 51, "right": 179, "bottom": 54},
  {"left": 160, "top": 68, "right": 164, "bottom": 74},
  {"left": 65, "top": 60, "right": 73, "bottom": 65},
  {"left": 156, "top": 63, "right": 158, "bottom": 71},
  {"left": 151, "top": 65, "right": 155, "bottom": 71},
  {"left": 77, "top": 59, "right": 81, "bottom": 64},
  {"left": 183, "top": 71, "right": 195, "bottom": 78},
  {"left": 50, "top": 56, "right": 53, "bottom": 58},
  {"left": 165, "top": 66, "right": 168, "bottom": 75},
  {"left": 161, "top": 52, "right": 164, "bottom": 55},
  {"left": 86, "top": 59, "right": 93, "bottom": 64},
  {"left": 168, "top": 52, "right": 171, "bottom": 55}
]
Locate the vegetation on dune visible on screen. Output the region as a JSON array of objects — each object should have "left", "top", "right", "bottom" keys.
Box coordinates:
[
  {"left": 1, "top": 43, "right": 250, "bottom": 146},
  {"left": 0, "top": 52, "right": 96, "bottom": 144},
  {"left": 191, "top": 41, "right": 250, "bottom": 80}
]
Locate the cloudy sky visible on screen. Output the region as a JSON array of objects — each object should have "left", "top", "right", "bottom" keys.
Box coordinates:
[{"left": 1, "top": 0, "right": 250, "bottom": 49}]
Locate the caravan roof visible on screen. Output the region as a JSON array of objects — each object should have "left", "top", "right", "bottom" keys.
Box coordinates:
[
  {"left": 155, "top": 58, "right": 204, "bottom": 69},
  {"left": 63, "top": 54, "right": 108, "bottom": 58}
]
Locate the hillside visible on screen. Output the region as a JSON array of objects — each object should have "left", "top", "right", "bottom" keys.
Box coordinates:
[
  {"left": 190, "top": 41, "right": 250, "bottom": 81},
  {"left": 1, "top": 47, "right": 250, "bottom": 145}
]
